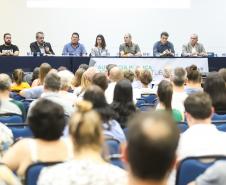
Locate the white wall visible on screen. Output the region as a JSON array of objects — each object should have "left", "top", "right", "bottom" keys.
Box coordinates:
[{"left": 0, "top": 0, "right": 226, "bottom": 56}]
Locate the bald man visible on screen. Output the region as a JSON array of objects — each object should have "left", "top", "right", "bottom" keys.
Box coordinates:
[
  {"left": 182, "top": 34, "right": 207, "bottom": 57},
  {"left": 105, "top": 66, "right": 124, "bottom": 104},
  {"left": 119, "top": 33, "right": 142, "bottom": 57}
]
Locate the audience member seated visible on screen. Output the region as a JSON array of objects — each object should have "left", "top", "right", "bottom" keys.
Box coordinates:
[
  {"left": 2, "top": 99, "right": 73, "bottom": 177},
  {"left": 37, "top": 101, "right": 127, "bottom": 185},
  {"left": 0, "top": 123, "right": 13, "bottom": 159},
  {"left": 78, "top": 64, "right": 89, "bottom": 71},
  {"left": 188, "top": 161, "right": 226, "bottom": 185},
  {"left": 105, "top": 64, "right": 117, "bottom": 82},
  {"left": 105, "top": 66, "right": 124, "bottom": 104},
  {"left": 28, "top": 72, "right": 74, "bottom": 117},
  {"left": 0, "top": 74, "right": 26, "bottom": 118},
  {"left": 92, "top": 73, "right": 108, "bottom": 91},
  {"left": 83, "top": 86, "right": 126, "bottom": 143},
  {"left": 218, "top": 68, "right": 226, "bottom": 86},
  {"left": 132, "top": 66, "right": 143, "bottom": 89},
  {"left": 133, "top": 69, "right": 156, "bottom": 102},
  {"left": 124, "top": 111, "right": 179, "bottom": 185},
  {"left": 0, "top": 165, "right": 22, "bottom": 185},
  {"left": 204, "top": 72, "right": 226, "bottom": 114},
  {"left": 31, "top": 63, "right": 52, "bottom": 87},
  {"left": 11, "top": 69, "right": 30, "bottom": 92},
  {"left": 124, "top": 70, "right": 135, "bottom": 83},
  {"left": 58, "top": 70, "right": 76, "bottom": 103},
  {"left": 74, "top": 67, "right": 97, "bottom": 100},
  {"left": 0, "top": 33, "right": 19, "bottom": 56},
  {"left": 111, "top": 79, "right": 137, "bottom": 129},
  {"left": 72, "top": 68, "right": 86, "bottom": 91},
  {"left": 171, "top": 67, "right": 188, "bottom": 115},
  {"left": 156, "top": 80, "right": 183, "bottom": 122},
  {"left": 162, "top": 66, "right": 172, "bottom": 81},
  {"left": 185, "top": 65, "right": 203, "bottom": 95}
]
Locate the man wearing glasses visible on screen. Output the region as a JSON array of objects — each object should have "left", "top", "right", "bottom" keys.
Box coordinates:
[
  {"left": 182, "top": 34, "right": 207, "bottom": 57},
  {"left": 30, "top": 32, "right": 55, "bottom": 56}
]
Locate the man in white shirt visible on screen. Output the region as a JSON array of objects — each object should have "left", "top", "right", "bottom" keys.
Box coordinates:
[
  {"left": 171, "top": 67, "right": 188, "bottom": 116},
  {"left": 105, "top": 66, "right": 124, "bottom": 104}
]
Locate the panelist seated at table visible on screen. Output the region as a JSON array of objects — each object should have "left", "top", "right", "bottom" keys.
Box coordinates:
[
  {"left": 0, "top": 33, "right": 19, "bottom": 56},
  {"left": 30, "top": 32, "right": 55, "bottom": 56},
  {"left": 153, "top": 32, "right": 175, "bottom": 57},
  {"left": 62, "top": 32, "right": 87, "bottom": 56},
  {"left": 119, "top": 33, "right": 142, "bottom": 57},
  {"left": 90, "top": 34, "right": 108, "bottom": 56},
  {"left": 182, "top": 34, "right": 207, "bottom": 57}
]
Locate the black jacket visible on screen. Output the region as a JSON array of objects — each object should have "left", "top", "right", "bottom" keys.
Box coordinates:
[{"left": 30, "top": 42, "right": 55, "bottom": 55}]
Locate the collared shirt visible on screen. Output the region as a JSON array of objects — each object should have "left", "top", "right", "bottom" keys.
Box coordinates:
[
  {"left": 91, "top": 47, "right": 108, "bottom": 56},
  {"left": 62, "top": 43, "right": 87, "bottom": 56},
  {"left": 119, "top": 43, "right": 141, "bottom": 55},
  {"left": 153, "top": 41, "right": 175, "bottom": 56}
]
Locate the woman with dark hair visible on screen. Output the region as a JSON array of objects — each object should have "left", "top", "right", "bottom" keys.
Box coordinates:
[
  {"left": 83, "top": 85, "right": 125, "bottom": 143},
  {"left": 185, "top": 65, "right": 203, "bottom": 95},
  {"left": 204, "top": 72, "right": 226, "bottom": 114},
  {"left": 90, "top": 34, "right": 108, "bottom": 56},
  {"left": 111, "top": 79, "right": 137, "bottom": 128},
  {"left": 156, "top": 80, "right": 183, "bottom": 122},
  {"left": 2, "top": 99, "right": 73, "bottom": 178}
]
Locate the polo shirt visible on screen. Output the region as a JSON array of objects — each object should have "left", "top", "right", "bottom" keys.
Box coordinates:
[
  {"left": 153, "top": 41, "right": 175, "bottom": 56},
  {"left": 119, "top": 43, "right": 140, "bottom": 55},
  {"left": 62, "top": 43, "right": 87, "bottom": 56}
]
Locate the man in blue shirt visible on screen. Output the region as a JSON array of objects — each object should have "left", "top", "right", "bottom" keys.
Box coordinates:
[
  {"left": 62, "top": 32, "right": 87, "bottom": 56},
  {"left": 153, "top": 32, "right": 175, "bottom": 57}
]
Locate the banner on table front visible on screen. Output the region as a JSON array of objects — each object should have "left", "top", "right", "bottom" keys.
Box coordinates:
[{"left": 90, "top": 57, "right": 209, "bottom": 81}]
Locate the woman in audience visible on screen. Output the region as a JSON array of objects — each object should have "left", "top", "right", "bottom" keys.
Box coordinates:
[
  {"left": 31, "top": 63, "right": 52, "bottom": 87},
  {"left": 124, "top": 70, "right": 135, "bottom": 83},
  {"left": 37, "top": 100, "right": 127, "bottom": 185},
  {"left": 92, "top": 72, "right": 108, "bottom": 91},
  {"left": 2, "top": 99, "right": 73, "bottom": 178},
  {"left": 156, "top": 80, "right": 183, "bottom": 122},
  {"left": 185, "top": 65, "right": 203, "bottom": 94},
  {"left": 90, "top": 34, "right": 108, "bottom": 56},
  {"left": 204, "top": 72, "right": 226, "bottom": 114},
  {"left": 11, "top": 69, "right": 30, "bottom": 92},
  {"left": 72, "top": 68, "right": 86, "bottom": 90},
  {"left": 83, "top": 85, "right": 126, "bottom": 143},
  {"left": 31, "top": 67, "right": 40, "bottom": 84},
  {"left": 111, "top": 79, "right": 137, "bottom": 128}
]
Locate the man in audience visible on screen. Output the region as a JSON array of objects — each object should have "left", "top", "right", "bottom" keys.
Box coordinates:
[
  {"left": 0, "top": 33, "right": 19, "bottom": 56},
  {"left": 124, "top": 111, "right": 179, "bottom": 185},
  {"left": 105, "top": 66, "right": 124, "bottom": 104},
  {"left": 182, "top": 34, "right": 207, "bottom": 57},
  {"left": 0, "top": 74, "right": 25, "bottom": 118},
  {"left": 178, "top": 92, "right": 226, "bottom": 160},
  {"left": 28, "top": 72, "right": 74, "bottom": 117},
  {"left": 105, "top": 64, "right": 117, "bottom": 81},
  {"left": 119, "top": 33, "right": 142, "bottom": 57},
  {"left": 30, "top": 32, "right": 55, "bottom": 55},
  {"left": 153, "top": 32, "right": 175, "bottom": 57},
  {"left": 62, "top": 32, "right": 87, "bottom": 56},
  {"left": 171, "top": 67, "right": 188, "bottom": 115},
  {"left": 124, "top": 70, "right": 135, "bottom": 83}
]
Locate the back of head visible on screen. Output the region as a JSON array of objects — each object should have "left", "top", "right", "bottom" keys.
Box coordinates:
[
  {"left": 163, "top": 66, "right": 172, "bottom": 79},
  {"left": 0, "top": 74, "right": 11, "bottom": 92},
  {"left": 113, "top": 79, "right": 133, "bottom": 104},
  {"left": 127, "top": 111, "right": 179, "bottom": 181},
  {"left": 219, "top": 68, "right": 226, "bottom": 83},
  {"left": 92, "top": 73, "right": 108, "bottom": 91},
  {"left": 171, "top": 67, "right": 186, "bottom": 87},
  {"left": 57, "top": 70, "right": 74, "bottom": 90},
  {"left": 44, "top": 72, "right": 61, "bottom": 92},
  {"left": 124, "top": 70, "right": 135, "bottom": 83},
  {"left": 184, "top": 92, "right": 212, "bottom": 120},
  {"left": 73, "top": 68, "right": 86, "bottom": 87},
  {"left": 106, "top": 64, "right": 117, "bottom": 76},
  {"left": 157, "top": 80, "right": 173, "bottom": 110},
  {"left": 39, "top": 63, "right": 52, "bottom": 84},
  {"left": 28, "top": 98, "right": 66, "bottom": 141},
  {"left": 79, "top": 64, "right": 89, "bottom": 71},
  {"left": 186, "top": 65, "right": 201, "bottom": 83},
  {"left": 32, "top": 67, "right": 40, "bottom": 82},
  {"left": 12, "top": 69, "right": 24, "bottom": 85},
  {"left": 134, "top": 66, "right": 143, "bottom": 80},
  {"left": 140, "top": 69, "right": 152, "bottom": 86},
  {"left": 109, "top": 67, "right": 123, "bottom": 82},
  {"left": 69, "top": 100, "right": 102, "bottom": 151},
  {"left": 80, "top": 68, "right": 97, "bottom": 90}
]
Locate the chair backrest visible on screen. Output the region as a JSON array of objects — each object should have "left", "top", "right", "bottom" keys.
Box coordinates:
[
  {"left": 137, "top": 103, "right": 156, "bottom": 112},
  {"left": 212, "top": 120, "right": 226, "bottom": 132},
  {"left": 177, "top": 122, "right": 189, "bottom": 133},
  {"left": 176, "top": 155, "right": 226, "bottom": 185},
  {"left": 141, "top": 93, "right": 158, "bottom": 104},
  {"left": 0, "top": 115, "right": 23, "bottom": 124},
  {"left": 123, "top": 128, "right": 128, "bottom": 139},
  {"left": 5, "top": 123, "right": 33, "bottom": 141},
  {"left": 212, "top": 113, "right": 226, "bottom": 121},
  {"left": 25, "top": 162, "right": 62, "bottom": 185}
]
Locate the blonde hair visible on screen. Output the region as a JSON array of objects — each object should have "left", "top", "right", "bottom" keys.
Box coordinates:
[
  {"left": 39, "top": 63, "right": 52, "bottom": 85},
  {"left": 69, "top": 100, "right": 103, "bottom": 151}
]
